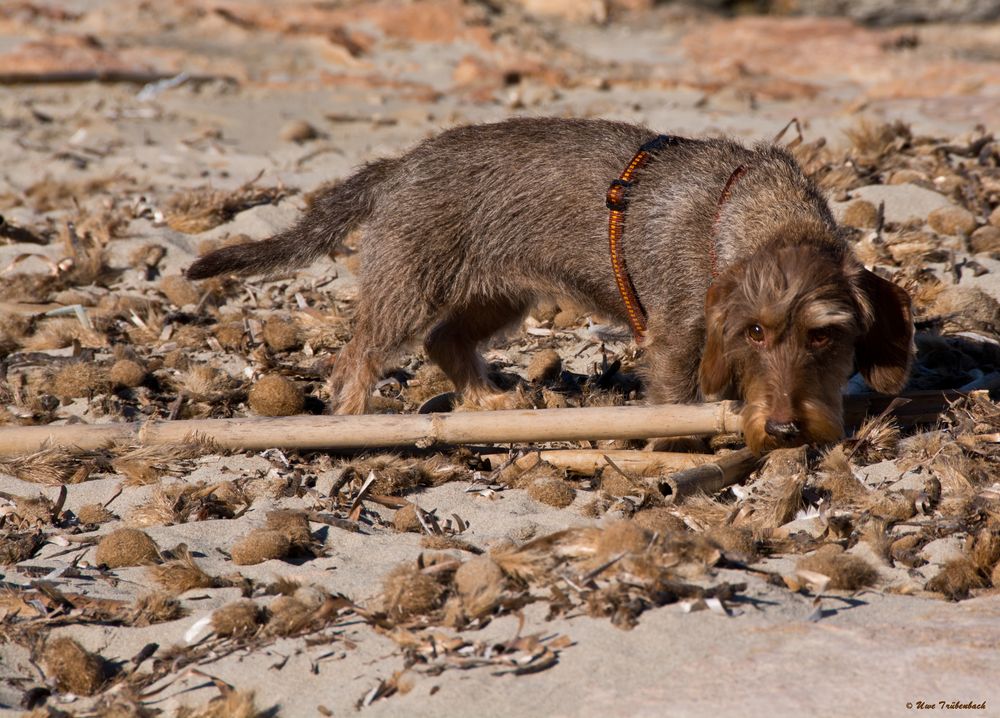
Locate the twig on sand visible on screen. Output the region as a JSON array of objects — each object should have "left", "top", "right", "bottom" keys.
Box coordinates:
[
  {"left": 0, "top": 391, "right": 960, "bottom": 457},
  {"left": 0, "top": 402, "right": 742, "bottom": 456},
  {"left": 660, "top": 448, "right": 761, "bottom": 502},
  {"left": 479, "top": 449, "right": 713, "bottom": 476}
]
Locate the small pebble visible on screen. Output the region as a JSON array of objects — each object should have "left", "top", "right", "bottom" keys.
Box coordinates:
[
  {"left": 841, "top": 199, "right": 878, "bottom": 229},
  {"left": 887, "top": 169, "right": 927, "bottom": 185},
  {"left": 109, "top": 359, "right": 146, "bottom": 388},
  {"left": 970, "top": 225, "right": 1000, "bottom": 254},
  {"left": 989, "top": 205, "right": 1000, "bottom": 228},
  {"left": 280, "top": 119, "right": 318, "bottom": 143},
  {"left": 527, "top": 348, "right": 562, "bottom": 383},
  {"left": 552, "top": 309, "right": 581, "bottom": 329},
  {"left": 927, "top": 206, "right": 977, "bottom": 236},
  {"left": 248, "top": 374, "right": 304, "bottom": 416}
]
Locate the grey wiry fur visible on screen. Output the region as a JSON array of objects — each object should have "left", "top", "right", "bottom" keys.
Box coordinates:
[
  {"left": 186, "top": 158, "right": 396, "bottom": 279},
  {"left": 187, "top": 117, "right": 915, "bottom": 453}
]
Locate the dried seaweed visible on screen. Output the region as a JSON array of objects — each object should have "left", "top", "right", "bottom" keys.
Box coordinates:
[
  {"left": 0, "top": 445, "right": 98, "bottom": 485},
  {"left": 164, "top": 177, "right": 293, "bottom": 234},
  {"left": 336, "top": 454, "right": 471, "bottom": 497}
]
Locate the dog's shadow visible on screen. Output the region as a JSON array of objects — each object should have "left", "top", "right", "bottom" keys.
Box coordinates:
[{"left": 905, "top": 330, "right": 1000, "bottom": 392}]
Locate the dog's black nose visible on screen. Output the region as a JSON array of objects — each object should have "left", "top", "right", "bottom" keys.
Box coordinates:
[{"left": 764, "top": 419, "right": 800, "bottom": 441}]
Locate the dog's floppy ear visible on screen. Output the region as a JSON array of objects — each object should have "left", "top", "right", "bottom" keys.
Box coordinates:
[
  {"left": 854, "top": 269, "right": 914, "bottom": 394},
  {"left": 699, "top": 280, "right": 733, "bottom": 397}
]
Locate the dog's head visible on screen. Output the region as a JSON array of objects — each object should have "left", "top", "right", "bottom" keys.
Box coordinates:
[{"left": 698, "top": 229, "right": 914, "bottom": 454}]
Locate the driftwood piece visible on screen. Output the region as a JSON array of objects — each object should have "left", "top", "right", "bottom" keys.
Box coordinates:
[
  {"left": 0, "top": 70, "right": 234, "bottom": 86},
  {"left": 0, "top": 302, "right": 68, "bottom": 316},
  {"left": 480, "top": 449, "right": 714, "bottom": 477},
  {"left": 660, "top": 448, "right": 761, "bottom": 501},
  {"left": 0, "top": 402, "right": 741, "bottom": 457}
]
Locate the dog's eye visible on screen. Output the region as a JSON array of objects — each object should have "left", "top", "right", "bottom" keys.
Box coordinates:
[
  {"left": 808, "top": 328, "right": 831, "bottom": 349},
  {"left": 746, "top": 324, "right": 765, "bottom": 343}
]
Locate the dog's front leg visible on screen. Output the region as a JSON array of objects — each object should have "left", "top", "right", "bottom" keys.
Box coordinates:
[{"left": 639, "top": 322, "right": 710, "bottom": 452}]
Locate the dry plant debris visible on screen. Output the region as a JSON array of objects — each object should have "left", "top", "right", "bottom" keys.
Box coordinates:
[
  {"left": 247, "top": 374, "right": 304, "bottom": 416},
  {"left": 176, "top": 689, "right": 262, "bottom": 718},
  {"left": 94, "top": 528, "right": 160, "bottom": 568},
  {"left": 148, "top": 546, "right": 220, "bottom": 593},
  {"left": 796, "top": 544, "right": 879, "bottom": 590},
  {"left": 230, "top": 529, "right": 292, "bottom": 565},
  {"left": 164, "top": 179, "right": 293, "bottom": 234},
  {"left": 41, "top": 637, "right": 109, "bottom": 696}
]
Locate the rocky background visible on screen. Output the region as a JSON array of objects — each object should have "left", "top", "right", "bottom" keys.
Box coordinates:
[{"left": 1, "top": 1, "right": 1000, "bottom": 717}]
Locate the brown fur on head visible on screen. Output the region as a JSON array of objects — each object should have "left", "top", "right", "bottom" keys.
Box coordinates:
[{"left": 699, "top": 225, "right": 914, "bottom": 454}]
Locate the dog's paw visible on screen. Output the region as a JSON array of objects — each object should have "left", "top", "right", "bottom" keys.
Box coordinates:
[
  {"left": 457, "top": 386, "right": 535, "bottom": 411},
  {"left": 646, "top": 436, "right": 710, "bottom": 453}
]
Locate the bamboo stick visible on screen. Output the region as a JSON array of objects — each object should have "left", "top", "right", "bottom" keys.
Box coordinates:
[
  {"left": 0, "top": 402, "right": 741, "bottom": 456},
  {"left": 661, "top": 448, "right": 760, "bottom": 501},
  {"left": 0, "top": 390, "right": 962, "bottom": 458},
  {"left": 481, "top": 449, "right": 714, "bottom": 476}
]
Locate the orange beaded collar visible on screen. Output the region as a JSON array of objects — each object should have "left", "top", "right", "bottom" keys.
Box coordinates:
[{"left": 606, "top": 136, "right": 746, "bottom": 343}]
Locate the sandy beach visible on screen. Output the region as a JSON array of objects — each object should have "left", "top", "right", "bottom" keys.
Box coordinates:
[{"left": 1, "top": 2, "right": 1000, "bottom": 716}]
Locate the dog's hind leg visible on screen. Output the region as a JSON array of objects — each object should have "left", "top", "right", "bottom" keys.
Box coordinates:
[
  {"left": 423, "top": 297, "right": 529, "bottom": 406},
  {"left": 327, "top": 336, "right": 389, "bottom": 415},
  {"left": 327, "top": 272, "right": 438, "bottom": 415}
]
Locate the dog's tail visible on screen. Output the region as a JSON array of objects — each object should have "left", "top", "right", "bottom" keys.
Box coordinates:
[{"left": 186, "top": 158, "right": 396, "bottom": 280}]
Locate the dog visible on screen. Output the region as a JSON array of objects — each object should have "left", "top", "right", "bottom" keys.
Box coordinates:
[{"left": 187, "top": 117, "right": 915, "bottom": 453}]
